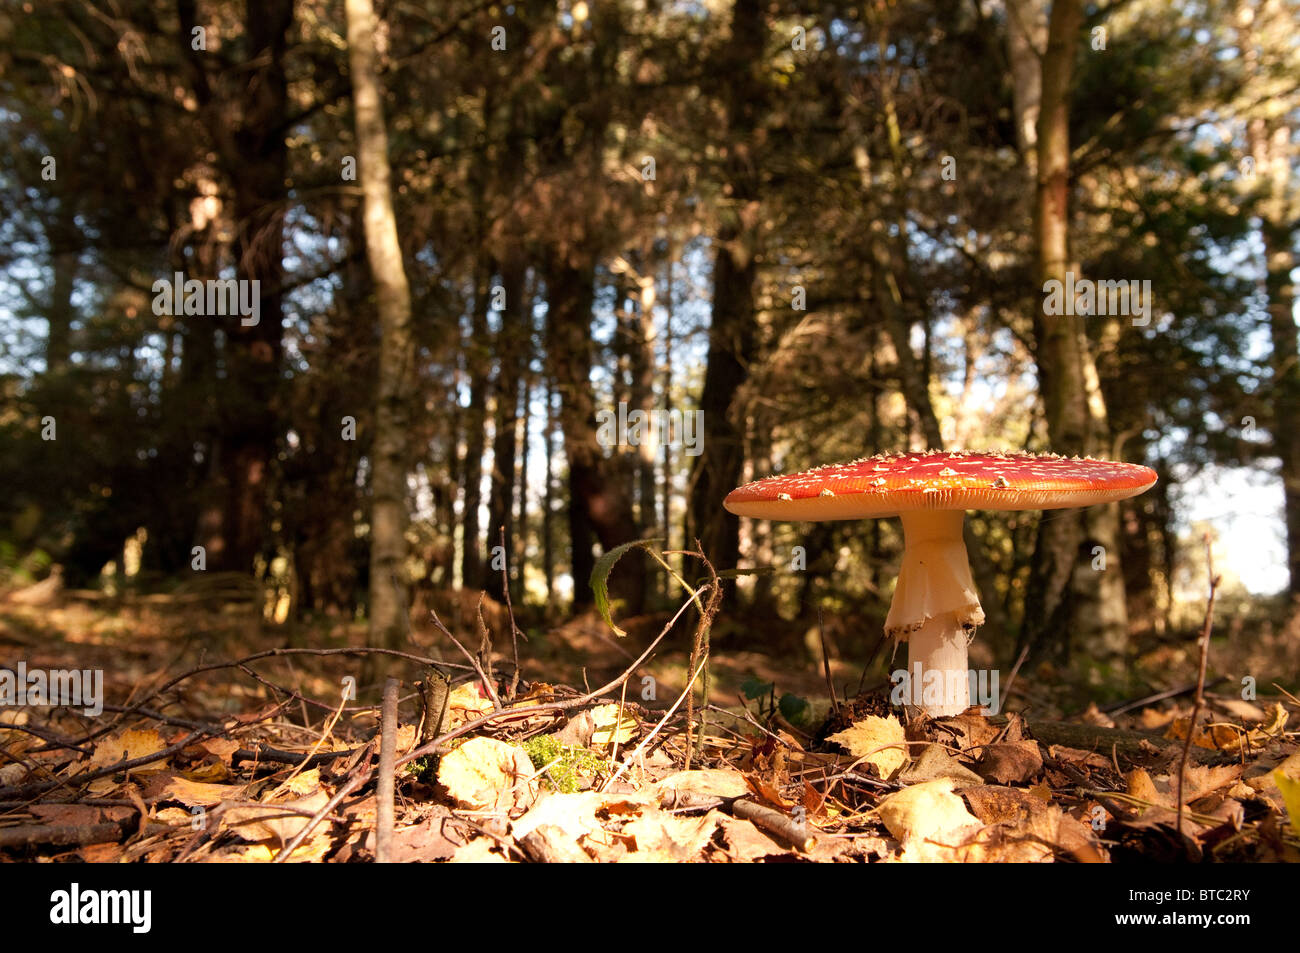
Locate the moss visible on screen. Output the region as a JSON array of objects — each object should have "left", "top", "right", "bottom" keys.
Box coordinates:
[
  {"left": 405, "top": 755, "right": 437, "bottom": 782},
  {"left": 522, "top": 735, "right": 610, "bottom": 794}
]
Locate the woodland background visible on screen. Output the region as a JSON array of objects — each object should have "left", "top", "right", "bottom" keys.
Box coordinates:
[{"left": 1, "top": 0, "right": 1298, "bottom": 702}]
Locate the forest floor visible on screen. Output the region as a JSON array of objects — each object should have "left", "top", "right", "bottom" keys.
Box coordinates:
[{"left": 1, "top": 579, "right": 1297, "bottom": 864}]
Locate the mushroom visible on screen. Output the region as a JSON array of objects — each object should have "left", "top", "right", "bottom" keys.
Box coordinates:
[{"left": 723, "top": 450, "right": 1157, "bottom": 716}]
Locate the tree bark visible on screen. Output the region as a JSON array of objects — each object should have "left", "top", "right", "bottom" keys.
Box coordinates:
[
  {"left": 546, "top": 254, "right": 641, "bottom": 609},
  {"left": 688, "top": 0, "right": 764, "bottom": 571},
  {"left": 460, "top": 263, "right": 493, "bottom": 591},
  {"left": 1014, "top": 0, "right": 1129, "bottom": 661},
  {"left": 486, "top": 255, "right": 528, "bottom": 594},
  {"left": 346, "top": 0, "right": 416, "bottom": 662}
]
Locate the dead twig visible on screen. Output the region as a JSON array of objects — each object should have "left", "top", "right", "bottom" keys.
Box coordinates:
[
  {"left": 732, "top": 799, "right": 815, "bottom": 852},
  {"left": 273, "top": 740, "right": 377, "bottom": 863},
  {"left": 398, "top": 586, "right": 708, "bottom": 770},
  {"left": 998, "top": 643, "right": 1030, "bottom": 712},
  {"left": 818, "top": 606, "right": 839, "bottom": 718},
  {"left": 430, "top": 607, "right": 501, "bottom": 711},
  {"left": 1103, "top": 677, "right": 1229, "bottom": 717},
  {"left": 375, "top": 677, "right": 399, "bottom": 863},
  {"left": 1176, "top": 534, "right": 1221, "bottom": 841},
  {"left": 679, "top": 543, "right": 723, "bottom": 770},
  {"left": 498, "top": 525, "right": 527, "bottom": 700}
]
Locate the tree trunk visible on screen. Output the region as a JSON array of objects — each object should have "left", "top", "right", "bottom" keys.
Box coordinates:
[
  {"left": 346, "top": 0, "right": 416, "bottom": 664},
  {"left": 1014, "top": 0, "right": 1128, "bottom": 662},
  {"left": 687, "top": 0, "right": 764, "bottom": 571},
  {"left": 460, "top": 263, "right": 493, "bottom": 590},
  {"left": 486, "top": 255, "right": 528, "bottom": 594},
  {"left": 1247, "top": 111, "right": 1299, "bottom": 594},
  {"left": 546, "top": 254, "right": 642, "bottom": 609},
  {"left": 221, "top": 0, "right": 293, "bottom": 574}
]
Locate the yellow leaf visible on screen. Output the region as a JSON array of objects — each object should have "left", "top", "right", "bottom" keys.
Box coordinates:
[
  {"left": 180, "top": 760, "right": 231, "bottom": 783},
  {"left": 222, "top": 789, "right": 331, "bottom": 845},
  {"left": 161, "top": 776, "right": 245, "bottom": 807},
  {"left": 437, "top": 737, "right": 537, "bottom": 811},
  {"left": 826, "top": 715, "right": 908, "bottom": 779},
  {"left": 286, "top": 768, "right": 321, "bottom": 796},
  {"left": 88, "top": 729, "right": 169, "bottom": 774},
  {"left": 1276, "top": 755, "right": 1300, "bottom": 837},
  {"left": 877, "top": 778, "right": 982, "bottom": 861},
  {"left": 590, "top": 704, "right": 637, "bottom": 746}
]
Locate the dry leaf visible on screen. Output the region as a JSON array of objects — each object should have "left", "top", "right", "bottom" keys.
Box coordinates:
[
  {"left": 944, "top": 711, "right": 1001, "bottom": 752},
  {"left": 715, "top": 814, "right": 790, "bottom": 861},
  {"left": 285, "top": 768, "right": 321, "bottom": 796},
  {"left": 379, "top": 808, "right": 467, "bottom": 862},
  {"left": 159, "top": 775, "right": 245, "bottom": 807},
  {"left": 656, "top": 768, "right": 750, "bottom": 803},
  {"left": 826, "top": 715, "right": 908, "bottom": 779},
  {"left": 436, "top": 737, "right": 537, "bottom": 812},
  {"left": 222, "top": 789, "right": 331, "bottom": 845},
  {"left": 444, "top": 683, "right": 495, "bottom": 727},
  {"left": 622, "top": 810, "right": 719, "bottom": 862},
  {"left": 963, "top": 785, "right": 1105, "bottom": 863},
  {"left": 897, "top": 744, "right": 983, "bottom": 787},
  {"left": 589, "top": 704, "right": 638, "bottom": 746},
  {"left": 449, "top": 839, "right": 509, "bottom": 863},
  {"left": 976, "top": 740, "right": 1043, "bottom": 785},
  {"left": 197, "top": 738, "right": 240, "bottom": 763},
  {"left": 1274, "top": 768, "right": 1300, "bottom": 835},
  {"left": 88, "top": 729, "right": 168, "bottom": 774},
  {"left": 877, "top": 778, "right": 982, "bottom": 861}
]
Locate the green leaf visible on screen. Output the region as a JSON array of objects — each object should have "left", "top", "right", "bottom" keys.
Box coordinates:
[
  {"left": 779, "top": 693, "right": 812, "bottom": 726},
  {"left": 590, "top": 538, "right": 664, "bottom": 637},
  {"left": 740, "top": 677, "right": 774, "bottom": 701}
]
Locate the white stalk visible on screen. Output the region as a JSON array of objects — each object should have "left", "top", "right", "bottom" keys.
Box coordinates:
[{"left": 885, "top": 509, "right": 984, "bottom": 717}]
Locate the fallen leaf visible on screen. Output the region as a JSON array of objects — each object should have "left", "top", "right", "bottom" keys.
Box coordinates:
[
  {"left": 943, "top": 711, "right": 1001, "bottom": 752},
  {"left": 963, "top": 785, "right": 1104, "bottom": 863},
  {"left": 444, "top": 683, "right": 495, "bottom": 727},
  {"left": 622, "top": 810, "right": 720, "bottom": 861},
  {"left": 897, "top": 744, "right": 983, "bottom": 787},
  {"left": 589, "top": 704, "right": 638, "bottom": 746},
  {"left": 976, "top": 740, "right": 1043, "bottom": 785},
  {"left": 197, "top": 738, "right": 241, "bottom": 763},
  {"left": 88, "top": 729, "right": 169, "bottom": 774},
  {"left": 877, "top": 778, "right": 981, "bottom": 860},
  {"left": 1048, "top": 745, "right": 1112, "bottom": 771},
  {"left": 448, "top": 838, "right": 509, "bottom": 863},
  {"left": 29, "top": 804, "right": 103, "bottom": 826},
  {"left": 437, "top": 737, "right": 537, "bottom": 812},
  {"left": 378, "top": 808, "right": 468, "bottom": 862},
  {"left": 222, "top": 789, "right": 331, "bottom": 845},
  {"left": 159, "top": 775, "right": 245, "bottom": 807},
  {"left": 285, "top": 768, "right": 321, "bottom": 796},
  {"left": 1273, "top": 769, "right": 1300, "bottom": 835},
  {"left": 656, "top": 768, "right": 750, "bottom": 803},
  {"left": 715, "top": 814, "right": 790, "bottom": 861},
  {"left": 826, "top": 714, "right": 908, "bottom": 779}
]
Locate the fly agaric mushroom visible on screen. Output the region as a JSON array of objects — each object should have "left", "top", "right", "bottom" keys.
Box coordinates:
[{"left": 723, "top": 450, "right": 1157, "bottom": 717}]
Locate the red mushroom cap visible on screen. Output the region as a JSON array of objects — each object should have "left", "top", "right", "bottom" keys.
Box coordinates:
[{"left": 723, "top": 450, "right": 1157, "bottom": 521}]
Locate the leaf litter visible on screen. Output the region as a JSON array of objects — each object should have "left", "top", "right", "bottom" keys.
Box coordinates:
[{"left": 1, "top": 548, "right": 1297, "bottom": 863}]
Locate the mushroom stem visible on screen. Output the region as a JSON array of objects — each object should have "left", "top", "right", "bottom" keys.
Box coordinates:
[
  {"left": 886, "top": 509, "right": 984, "bottom": 717},
  {"left": 907, "top": 614, "right": 971, "bottom": 716}
]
